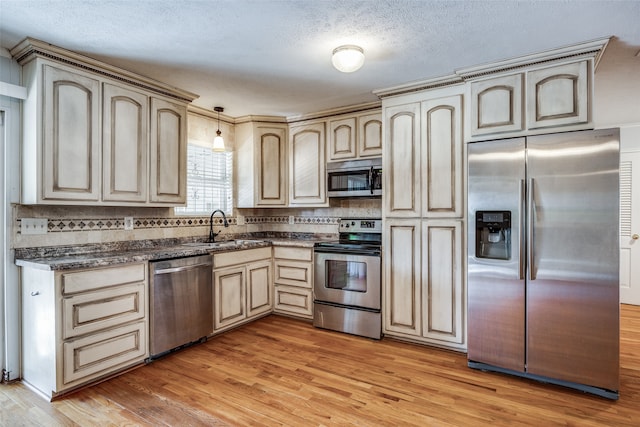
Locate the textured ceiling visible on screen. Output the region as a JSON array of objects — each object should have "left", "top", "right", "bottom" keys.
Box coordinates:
[{"left": 1, "top": 0, "right": 639, "bottom": 118}]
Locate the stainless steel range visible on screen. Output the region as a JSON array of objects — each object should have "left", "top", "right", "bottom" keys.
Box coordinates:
[{"left": 313, "top": 219, "right": 382, "bottom": 339}]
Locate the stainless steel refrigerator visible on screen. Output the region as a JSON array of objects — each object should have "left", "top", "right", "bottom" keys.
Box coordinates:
[{"left": 467, "top": 128, "right": 620, "bottom": 400}]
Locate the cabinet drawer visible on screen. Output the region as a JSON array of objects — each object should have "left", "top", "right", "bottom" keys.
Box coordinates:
[
  {"left": 274, "top": 285, "right": 313, "bottom": 317},
  {"left": 274, "top": 260, "right": 312, "bottom": 288},
  {"left": 62, "top": 321, "right": 147, "bottom": 386},
  {"left": 213, "top": 247, "right": 272, "bottom": 268},
  {"left": 61, "top": 263, "right": 146, "bottom": 295},
  {"left": 273, "top": 246, "right": 313, "bottom": 262},
  {"left": 62, "top": 283, "right": 145, "bottom": 339}
]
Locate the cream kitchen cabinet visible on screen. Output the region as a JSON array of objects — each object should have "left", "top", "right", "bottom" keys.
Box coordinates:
[
  {"left": 288, "top": 121, "right": 327, "bottom": 206},
  {"left": 103, "top": 83, "right": 149, "bottom": 202},
  {"left": 149, "top": 97, "right": 187, "bottom": 204},
  {"left": 213, "top": 247, "right": 273, "bottom": 331},
  {"left": 469, "top": 73, "right": 524, "bottom": 137},
  {"left": 12, "top": 38, "right": 195, "bottom": 206},
  {"left": 383, "top": 219, "right": 464, "bottom": 350},
  {"left": 467, "top": 59, "right": 592, "bottom": 139},
  {"left": 327, "top": 111, "right": 382, "bottom": 161},
  {"left": 21, "top": 262, "right": 148, "bottom": 400},
  {"left": 273, "top": 245, "right": 314, "bottom": 318},
  {"left": 381, "top": 84, "right": 466, "bottom": 351},
  {"left": 384, "top": 87, "right": 463, "bottom": 219},
  {"left": 236, "top": 121, "right": 288, "bottom": 207}
]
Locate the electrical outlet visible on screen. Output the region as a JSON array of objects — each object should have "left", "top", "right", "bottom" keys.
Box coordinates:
[
  {"left": 288, "top": 215, "right": 295, "bottom": 225},
  {"left": 236, "top": 214, "right": 245, "bottom": 225},
  {"left": 124, "top": 217, "right": 134, "bottom": 230},
  {"left": 21, "top": 218, "right": 48, "bottom": 235}
]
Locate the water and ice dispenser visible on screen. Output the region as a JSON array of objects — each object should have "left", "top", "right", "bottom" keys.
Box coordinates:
[{"left": 475, "top": 211, "right": 511, "bottom": 260}]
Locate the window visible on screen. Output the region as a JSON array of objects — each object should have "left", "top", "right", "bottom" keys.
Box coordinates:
[{"left": 175, "top": 139, "right": 233, "bottom": 215}]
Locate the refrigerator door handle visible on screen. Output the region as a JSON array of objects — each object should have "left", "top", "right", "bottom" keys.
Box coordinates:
[
  {"left": 519, "top": 179, "right": 526, "bottom": 280},
  {"left": 527, "top": 178, "right": 536, "bottom": 281}
]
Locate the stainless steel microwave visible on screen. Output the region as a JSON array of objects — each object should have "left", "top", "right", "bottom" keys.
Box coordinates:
[{"left": 327, "top": 158, "right": 382, "bottom": 198}]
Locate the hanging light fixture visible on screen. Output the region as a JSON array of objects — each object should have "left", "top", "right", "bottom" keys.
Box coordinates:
[
  {"left": 331, "top": 45, "right": 365, "bottom": 73},
  {"left": 212, "top": 106, "right": 225, "bottom": 152}
]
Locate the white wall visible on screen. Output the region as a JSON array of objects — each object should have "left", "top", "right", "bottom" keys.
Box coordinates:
[
  {"left": 0, "top": 47, "right": 22, "bottom": 381},
  {"left": 594, "top": 37, "right": 640, "bottom": 146}
]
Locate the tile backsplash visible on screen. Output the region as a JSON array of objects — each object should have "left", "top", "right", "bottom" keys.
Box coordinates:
[{"left": 13, "top": 198, "right": 381, "bottom": 248}]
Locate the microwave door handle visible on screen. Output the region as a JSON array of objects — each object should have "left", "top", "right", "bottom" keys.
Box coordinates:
[{"left": 369, "top": 166, "right": 374, "bottom": 194}]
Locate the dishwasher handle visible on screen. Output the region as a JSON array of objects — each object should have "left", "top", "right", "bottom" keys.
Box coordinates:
[{"left": 154, "top": 261, "right": 212, "bottom": 275}]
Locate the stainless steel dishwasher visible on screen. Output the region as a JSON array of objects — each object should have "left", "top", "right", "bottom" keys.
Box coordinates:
[{"left": 149, "top": 255, "right": 213, "bottom": 359}]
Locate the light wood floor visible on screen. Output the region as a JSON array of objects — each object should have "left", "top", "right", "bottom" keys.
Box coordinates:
[{"left": 2, "top": 304, "right": 639, "bottom": 426}]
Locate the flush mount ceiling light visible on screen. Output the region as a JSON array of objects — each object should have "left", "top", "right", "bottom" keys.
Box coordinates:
[
  {"left": 212, "top": 106, "right": 225, "bottom": 152},
  {"left": 331, "top": 45, "right": 365, "bottom": 73}
]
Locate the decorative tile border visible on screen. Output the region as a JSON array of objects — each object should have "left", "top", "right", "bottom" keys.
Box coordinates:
[{"left": 16, "top": 215, "right": 340, "bottom": 234}]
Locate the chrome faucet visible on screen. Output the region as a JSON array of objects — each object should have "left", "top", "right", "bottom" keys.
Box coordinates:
[{"left": 209, "top": 209, "right": 229, "bottom": 242}]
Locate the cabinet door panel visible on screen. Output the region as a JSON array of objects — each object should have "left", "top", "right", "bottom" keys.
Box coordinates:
[
  {"left": 421, "top": 95, "right": 463, "bottom": 218},
  {"left": 289, "top": 122, "right": 326, "bottom": 205},
  {"left": 103, "top": 83, "right": 148, "bottom": 202},
  {"left": 214, "top": 266, "right": 246, "bottom": 329},
  {"left": 328, "top": 117, "right": 356, "bottom": 160},
  {"left": 470, "top": 74, "right": 523, "bottom": 136},
  {"left": 259, "top": 128, "right": 287, "bottom": 204},
  {"left": 383, "top": 219, "right": 421, "bottom": 336},
  {"left": 274, "top": 260, "right": 312, "bottom": 288},
  {"left": 149, "top": 97, "right": 186, "bottom": 203},
  {"left": 274, "top": 286, "right": 313, "bottom": 317},
  {"left": 527, "top": 61, "right": 589, "bottom": 129},
  {"left": 357, "top": 113, "right": 382, "bottom": 158},
  {"left": 421, "top": 220, "right": 463, "bottom": 344},
  {"left": 62, "top": 283, "right": 145, "bottom": 339},
  {"left": 43, "top": 65, "right": 100, "bottom": 201},
  {"left": 62, "top": 322, "right": 146, "bottom": 386},
  {"left": 384, "top": 103, "right": 420, "bottom": 217},
  {"left": 247, "top": 261, "right": 272, "bottom": 317}
]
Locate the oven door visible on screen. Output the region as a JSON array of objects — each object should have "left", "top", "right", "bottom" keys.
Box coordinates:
[{"left": 314, "top": 251, "right": 381, "bottom": 310}]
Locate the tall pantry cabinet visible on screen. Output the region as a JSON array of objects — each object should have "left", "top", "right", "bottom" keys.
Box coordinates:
[{"left": 380, "top": 84, "right": 466, "bottom": 351}]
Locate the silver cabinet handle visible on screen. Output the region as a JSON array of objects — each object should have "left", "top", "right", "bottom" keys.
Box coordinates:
[{"left": 30, "top": 291, "right": 40, "bottom": 296}]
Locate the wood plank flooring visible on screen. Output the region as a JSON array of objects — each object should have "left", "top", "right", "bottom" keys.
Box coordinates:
[{"left": 2, "top": 304, "right": 639, "bottom": 426}]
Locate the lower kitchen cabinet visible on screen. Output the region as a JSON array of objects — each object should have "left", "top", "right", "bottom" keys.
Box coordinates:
[
  {"left": 273, "top": 246, "right": 313, "bottom": 318},
  {"left": 21, "top": 262, "right": 148, "bottom": 400},
  {"left": 383, "top": 219, "right": 465, "bottom": 351},
  {"left": 213, "top": 247, "right": 273, "bottom": 331}
]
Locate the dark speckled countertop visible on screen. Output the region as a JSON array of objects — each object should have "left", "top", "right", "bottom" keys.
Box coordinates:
[{"left": 15, "top": 232, "right": 336, "bottom": 271}]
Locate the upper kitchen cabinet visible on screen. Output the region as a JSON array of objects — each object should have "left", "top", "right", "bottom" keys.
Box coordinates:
[
  {"left": 235, "top": 120, "right": 288, "bottom": 207},
  {"left": 526, "top": 61, "right": 589, "bottom": 130},
  {"left": 382, "top": 85, "right": 464, "bottom": 219},
  {"left": 11, "top": 38, "right": 197, "bottom": 206},
  {"left": 461, "top": 38, "right": 609, "bottom": 140},
  {"left": 102, "top": 83, "right": 148, "bottom": 203},
  {"left": 327, "top": 109, "right": 382, "bottom": 161},
  {"left": 469, "top": 73, "right": 524, "bottom": 137},
  {"left": 288, "top": 121, "right": 327, "bottom": 206},
  {"left": 149, "top": 97, "right": 187, "bottom": 204}
]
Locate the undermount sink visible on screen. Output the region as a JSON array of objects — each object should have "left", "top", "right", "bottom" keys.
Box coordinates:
[{"left": 182, "top": 239, "right": 264, "bottom": 249}]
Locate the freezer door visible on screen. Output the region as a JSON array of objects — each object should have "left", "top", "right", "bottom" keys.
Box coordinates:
[
  {"left": 526, "top": 128, "right": 620, "bottom": 391},
  {"left": 467, "top": 138, "right": 526, "bottom": 372}
]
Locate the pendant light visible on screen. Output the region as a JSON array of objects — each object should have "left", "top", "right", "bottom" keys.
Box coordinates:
[{"left": 212, "top": 106, "right": 225, "bottom": 152}]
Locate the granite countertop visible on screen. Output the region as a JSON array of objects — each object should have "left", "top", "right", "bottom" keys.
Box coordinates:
[{"left": 15, "top": 233, "right": 336, "bottom": 271}]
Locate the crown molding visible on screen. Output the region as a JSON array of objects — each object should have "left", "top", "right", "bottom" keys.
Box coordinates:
[
  {"left": 374, "top": 37, "right": 611, "bottom": 99},
  {"left": 10, "top": 37, "right": 199, "bottom": 103},
  {"left": 286, "top": 100, "right": 381, "bottom": 124}
]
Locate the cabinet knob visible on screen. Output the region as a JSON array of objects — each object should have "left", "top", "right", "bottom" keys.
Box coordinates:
[
  {"left": 30, "top": 291, "right": 40, "bottom": 296},
  {"left": 633, "top": 234, "right": 639, "bottom": 240}
]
